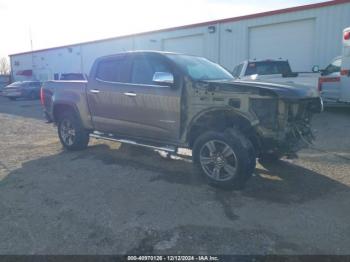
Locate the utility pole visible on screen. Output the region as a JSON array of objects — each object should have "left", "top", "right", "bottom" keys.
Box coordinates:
[
  {"left": 29, "top": 26, "right": 33, "bottom": 51},
  {"left": 29, "top": 26, "right": 34, "bottom": 80}
]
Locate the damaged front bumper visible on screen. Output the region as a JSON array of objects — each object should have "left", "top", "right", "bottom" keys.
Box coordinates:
[{"left": 255, "top": 97, "right": 323, "bottom": 156}]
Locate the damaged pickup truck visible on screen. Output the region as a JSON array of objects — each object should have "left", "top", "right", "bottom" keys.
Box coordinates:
[{"left": 41, "top": 51, "right": 323, "bottom": 189}]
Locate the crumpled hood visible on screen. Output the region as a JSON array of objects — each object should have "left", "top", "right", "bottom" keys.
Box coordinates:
[{"left": 203, "top": 79, "right": 320, "bottom": 99}]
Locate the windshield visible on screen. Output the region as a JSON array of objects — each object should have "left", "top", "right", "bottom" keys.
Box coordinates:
[
  {"left": 60, "top": 73, "right": 86, "bottom": 80},
  {"left": 245, "top": 61, "right": 292, "bottom": 76},
  {"left": 166, "top": 54, "right": 233, "bottom": 81},
  {"left": 27, "top": 81, "right": 41, "bottom": 87},
  {"left": 322, "top": 58, "right": 342, "bottom": 76}
]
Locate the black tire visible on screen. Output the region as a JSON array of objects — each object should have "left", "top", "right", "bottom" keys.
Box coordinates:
[
  {"left": 193, "top": 128, "right": 256, "bottom": 189},
  {"left": 57, "top": 112, "right": 89, "bottom": 151}
]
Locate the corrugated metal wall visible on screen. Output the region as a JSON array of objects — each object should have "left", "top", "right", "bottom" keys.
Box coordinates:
[
  {"left": 219, "top": 2, "right": 350, "bottom": 70},
  {"left": 10, "top": 1, "right": 350, "bottom": 81}
]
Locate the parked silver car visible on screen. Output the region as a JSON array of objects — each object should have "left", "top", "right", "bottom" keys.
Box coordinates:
[{"left": 2, "top": 81, "right": 42, "bottom": 100}]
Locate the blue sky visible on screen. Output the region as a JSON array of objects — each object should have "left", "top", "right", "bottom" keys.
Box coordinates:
[{"left": 0, "top": 0, "right": 328, "bottom": 57}]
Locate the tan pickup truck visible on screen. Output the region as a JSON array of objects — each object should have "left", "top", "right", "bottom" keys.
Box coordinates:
[{"left": 41, "top": 51, "right": 323, "bottom": 189}]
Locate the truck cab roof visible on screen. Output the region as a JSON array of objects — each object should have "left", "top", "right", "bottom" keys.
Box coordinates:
[
  {"left": 96, "top": 50, "right": 190, "bottom": 60},
  {"left": 245, "top": 58, "right": 288, "bottom": 63}
]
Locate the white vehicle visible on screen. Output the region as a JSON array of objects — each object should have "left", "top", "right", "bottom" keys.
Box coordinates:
[
  {"left": 340, "top": 27, "right": 350, "bottom": 102},
  {"left": 318, "top": 57, "right": 342, "bottom": 104},
  {"left": 232, "top": 59, "right": 320, "bottom": 91},
  {"left": 319, "top": 27, "right": 350, "bottom": 106}
]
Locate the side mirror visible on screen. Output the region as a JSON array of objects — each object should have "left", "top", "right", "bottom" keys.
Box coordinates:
[
  {"left": 152, "top": 72, "right": 174, "bottom": 86},
  {"left": 312, "top": 65, "right": 320, "bottom": 73}
]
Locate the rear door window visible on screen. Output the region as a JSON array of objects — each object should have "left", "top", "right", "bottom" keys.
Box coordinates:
[{"left": 96, "top": 56, "right": 128, "bottom": 83}]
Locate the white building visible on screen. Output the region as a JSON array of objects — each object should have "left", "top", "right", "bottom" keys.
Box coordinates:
[{"left": 9, "top": 0, "right": 350, "bottom": 82}]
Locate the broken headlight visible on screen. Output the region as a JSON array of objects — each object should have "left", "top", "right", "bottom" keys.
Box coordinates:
[{"left": 250, "top": 98, "right": 278, "bottom": 129}]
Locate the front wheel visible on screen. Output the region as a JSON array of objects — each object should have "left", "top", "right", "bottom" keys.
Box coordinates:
[
  {"left": 193, "top": 128, "right": 256, "bottom": 189},
  {"left": 58, "top": 112, "right": 90, "bottom": 151}
]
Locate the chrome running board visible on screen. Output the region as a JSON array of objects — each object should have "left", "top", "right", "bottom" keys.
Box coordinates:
[{"left": 90, "top": 132, "right": 177, "bottom": 153}]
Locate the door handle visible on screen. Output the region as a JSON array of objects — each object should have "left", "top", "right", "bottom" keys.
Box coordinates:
[
  {"left": 124, "top": 92, "right": 136, "bottom": 97},
  {"left": 90, "top": 89, "right": 100, "bottom": 94}
]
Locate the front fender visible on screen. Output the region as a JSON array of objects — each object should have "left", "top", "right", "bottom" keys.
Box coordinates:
[
  {"left": 183, "top": 106, "right": 257, "bottom": 144},
  {"left": 188, "top": 106, "right": 256, "bottom": 130}
]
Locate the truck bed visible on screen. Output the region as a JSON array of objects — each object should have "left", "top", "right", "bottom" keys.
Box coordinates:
[{"left": 41, "top": 80, "right": 92, "bottom": 129}]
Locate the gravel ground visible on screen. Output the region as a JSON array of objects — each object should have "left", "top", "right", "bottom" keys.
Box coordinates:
[{"left": 0, "top": 96, "right": 349, "bottom": 255}]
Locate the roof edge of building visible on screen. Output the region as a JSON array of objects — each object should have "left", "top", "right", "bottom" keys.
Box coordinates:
[{"left": 9, "top": 0, "right": 350, "bottom": 57}]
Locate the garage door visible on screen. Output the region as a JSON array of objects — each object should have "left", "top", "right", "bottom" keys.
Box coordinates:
[
  {"left": 162, "top": 34, "right": 204, "bottom": 56},
  {"left": 249, "top": 19, "right": 315, "bottom": 72}
]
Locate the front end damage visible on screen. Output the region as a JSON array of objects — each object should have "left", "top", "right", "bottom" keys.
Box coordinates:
[
  {"left": 183, "top": 78, "right": 322, "bottom": 159},
  {"left": 252, "top": 97, "right": 323, "bottom": 157}
]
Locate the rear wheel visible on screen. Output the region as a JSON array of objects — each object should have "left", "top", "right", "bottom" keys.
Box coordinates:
[
  {"left": 57, "top": 112, "right": 89, "bottom": 151},
  {"left": 193, "top": 128, "right": 256, "bottom": 189}
]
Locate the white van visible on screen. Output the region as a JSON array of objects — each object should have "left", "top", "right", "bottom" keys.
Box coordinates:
[{"left": 320, "top": 27, "right": 350, "bottom": 106}]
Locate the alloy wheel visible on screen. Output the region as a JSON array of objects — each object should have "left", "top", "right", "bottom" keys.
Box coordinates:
[
  {"left": 60, "top": 119, "right": 76, "bottom": 146},
  {"left": 199, "top": 140, "right": 238, "bottom": 182}
]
